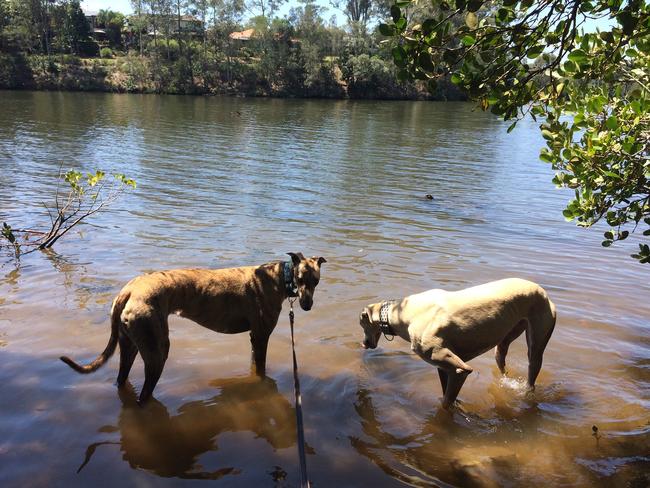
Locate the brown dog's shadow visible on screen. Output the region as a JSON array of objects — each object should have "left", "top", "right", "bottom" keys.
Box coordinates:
[{"left": 78, "top": 375, "right": 296, "bottom": 479}]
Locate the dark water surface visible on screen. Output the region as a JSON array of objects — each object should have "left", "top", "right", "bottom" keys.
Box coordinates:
[{"left": 0, "top": 91, "right": 648, "bottom": 487}]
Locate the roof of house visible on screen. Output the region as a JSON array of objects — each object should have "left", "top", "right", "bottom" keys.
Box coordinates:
[
  {"left": 229, "top": 28, "right": 255, "bottom": 41},
  {"left": 180, "top": 15, "right": 202, "bottom": 23}
]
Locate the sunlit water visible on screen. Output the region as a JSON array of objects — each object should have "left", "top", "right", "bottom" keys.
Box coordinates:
[{"left": 0, "top": 91, "right": 648, "bottom": 487}]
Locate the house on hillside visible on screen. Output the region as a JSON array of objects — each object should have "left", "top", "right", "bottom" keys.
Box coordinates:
[
  {"left": 229, "top": 28, "right": 255, "bottom": 42},
  {"left": 145, "top": 15, "right": 204, "bottom": 37},
  {"left": 176, "top": 15, "right": 203, "bottom": 35},
  {"left": 84, "top": 9, "right": 107, "bottom": 41}
]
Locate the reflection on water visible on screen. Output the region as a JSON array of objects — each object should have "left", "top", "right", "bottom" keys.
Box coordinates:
[
  {"left": 78, "top": 375, "right": 294, "bottom": 480},
  {"left": 0, "top": 91, "right": 649, "bottom": 487}
]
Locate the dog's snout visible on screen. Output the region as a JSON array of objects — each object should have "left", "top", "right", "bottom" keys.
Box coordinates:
[{"left": 300, "top": 297, "right": 313, "bottom": 311}]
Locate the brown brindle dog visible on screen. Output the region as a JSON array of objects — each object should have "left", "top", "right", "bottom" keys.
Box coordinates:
[{"left": 61, "top": 252, "right": 326, "bottom": 404}]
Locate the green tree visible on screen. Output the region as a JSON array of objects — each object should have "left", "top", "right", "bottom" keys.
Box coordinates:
[
  {"left": 246, "top": 0, "right": 287, "bottom": 19},
  {"left": 381, "top": 0, "right": 650, "bottom": 263},
  {"left": 206, "top": 0, "right": 244, "bottom": 86},
  {"left": 130, "top": 0, "right": 146, "bottom": 54},
  {"left": 0, "top": 0, "right": 45, "bottom": 53},
  {"left": 52, "top": 0, "right": 91, "bottom": 55},
  {"left": 332, "top": 0, "right": 372, "bottom": 34},
  {"left": 98, "top": 9, "right": 125, "bottom": 47}
]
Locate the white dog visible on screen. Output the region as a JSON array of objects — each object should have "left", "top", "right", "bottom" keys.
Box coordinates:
[{"left": 359, "top": 278, "right": 556, "bottom": 409}]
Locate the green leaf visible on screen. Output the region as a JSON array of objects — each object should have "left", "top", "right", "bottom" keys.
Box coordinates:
[
  {"left": 392, "top": 46, "right": 406, "bottom": 63},
  {"left": 599, "top": 31, "right": 614, "bottom": 43},
  {"left": 422, "top": 18, "right": 437, "bottom": 35},
  {"left": 563, "top": 60, "right": 577, "bottom": 73},
  {"left": 527, "top": 45, "right": 544, "bottom": 59},
  {"left": 461, "top": 34, "right": 476, "bottom": 46},
  {"left": 418, "top": 52, "right": 435, "bottom": 72},
  {"left": 541, "top": 129, "right": 554, "bottom": 140},
  {"left": 616, "top": 11, "right": 638, "bottom": 36},
  {"left": 567, "top": 49, "right": 588, "bottom": 62},
  {"left": 605, "top": 115, "right": 618, "bottom": 130},
  {"left": 378, "top": 23, "right": 395, "bottom": 36},
  {"left": 496, "top": 7, "right": 514, "bottom": 23},
  {"left": 539, "top": 151, "right": 554, "bottom": 163},
  {"left": 397, "top": 69, "right": 410, "bottom": 81}
]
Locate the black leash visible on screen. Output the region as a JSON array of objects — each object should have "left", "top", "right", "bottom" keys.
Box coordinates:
[{"left": 288, "top": 298, "right": 310, "bottom": 488}]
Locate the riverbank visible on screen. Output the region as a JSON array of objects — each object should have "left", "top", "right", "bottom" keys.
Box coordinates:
[{"left": 0, "top": 53, "right": 466, "bottom": 100}]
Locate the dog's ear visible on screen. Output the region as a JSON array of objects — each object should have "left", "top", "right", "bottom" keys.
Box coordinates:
[
  {"left": 313, "top": 256, "right": 327, "bottom": 266},
  {"left": 287, "top": 252, "right": 303, "bottom": 265},
  {"left": 360, "top": 309, "right": 369, "bottom": 322}
]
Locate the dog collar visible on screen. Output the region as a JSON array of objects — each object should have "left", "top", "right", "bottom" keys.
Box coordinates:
[
  {"left": 378, "top": 301, "right": 397, "bottom": 337},
  {"left": 283, "top": 261, "right": 298, "bottom": 297}
]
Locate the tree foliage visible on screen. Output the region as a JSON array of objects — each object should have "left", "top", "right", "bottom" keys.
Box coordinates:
[
  {"left": 97, "top": 9, "right": 126, "bottom": 47},
  {"left": 0, "top": 0, "right": 461, "bottom": 98},
  {"left": 381, "top": 0, "right": 650, "bottom": 262}
]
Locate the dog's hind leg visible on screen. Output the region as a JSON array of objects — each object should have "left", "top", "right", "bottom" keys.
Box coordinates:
[
  {"left": 137, "top": 339, "right": 169, "bottom": 404},
  {"left": 525, "top": 306, "right": 556, "bottom": 389},
  {"left": 116, "top": 331, "right": 138, "bottom": 387},
  {"left": 495, "top": 319, "right": 527, "bottom": 375},
  {"left": 129, "top": 314, "right": 170, "bottom": 405}
]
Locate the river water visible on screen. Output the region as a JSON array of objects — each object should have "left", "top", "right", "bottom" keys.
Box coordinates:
[{"left": 0, "top": 91, "right": 648, "bottom": 487}]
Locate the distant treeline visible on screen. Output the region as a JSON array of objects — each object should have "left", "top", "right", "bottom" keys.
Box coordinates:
[{"left": 0, "top": 0, "right": 466, "bottom": 100}]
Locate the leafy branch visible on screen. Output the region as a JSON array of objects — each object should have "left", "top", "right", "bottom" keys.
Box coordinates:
[
  {"left": 1, "top": 168, "right": 136, "bottom": 260},
  {"left": 380, "top": 0, "right": 650, "bottom": 263}
]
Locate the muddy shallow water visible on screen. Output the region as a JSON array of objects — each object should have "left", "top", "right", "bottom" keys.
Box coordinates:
[{"left": 0, "top": 91, "right": 648, "bottom": 487}]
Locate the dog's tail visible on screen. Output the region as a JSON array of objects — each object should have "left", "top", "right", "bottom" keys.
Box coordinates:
[{"left": 60, "top": 291, "right": 131, "bottom": 374}]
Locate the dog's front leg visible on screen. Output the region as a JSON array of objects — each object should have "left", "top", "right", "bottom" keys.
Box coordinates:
[
  {"left": 437, "top": 368, "right": 448, "bottom": 395},
  {"left": 441, "top": 370, "right": 471, "bottom": 409},
  {"left": 426, "top": 348, "right": 473, "bottom": 409},
  {"left": 250, "top": 329, "right": 271, "bottom": 377}
]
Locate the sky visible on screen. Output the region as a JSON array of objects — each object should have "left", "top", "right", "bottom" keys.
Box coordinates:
[
  {"left": 81, "top": 1, "right": 615, "bottom": 32},
  {"left": 80, "top": 0, "right": 343, "bottom": 24},
  {"left": 81, "top": 0, "right": 133, "bottom": 14}
]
